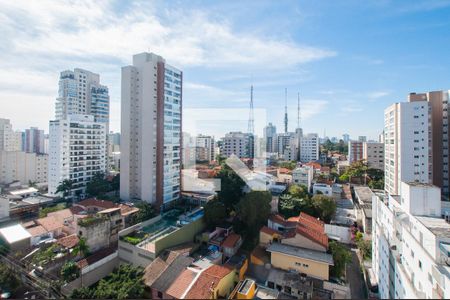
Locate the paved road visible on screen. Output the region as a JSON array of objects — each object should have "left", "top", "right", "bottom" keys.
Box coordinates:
[{"left": 346, "top": 249, "right": 366, "bottom": 299}]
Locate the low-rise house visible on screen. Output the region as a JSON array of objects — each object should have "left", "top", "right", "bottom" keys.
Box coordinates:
[
  {"left": 266, "top": 268, "right": 314, "bottom": 299},
  {"left": 267, "top": 243, "right": 333, "bottom": 281},
  {"left": 0, "top": 223, "right": 31, "bottom": 250},
  {"left": 353, "top": 186, "right": 374, "bottom": 234},
  {"left": 312, "top": 183, "right": 333, "bottom": 196},
  {"left": 229, "top": 278, "right": 257, "bottom": 299},
  {"left": 222, "top": 233, "right": 242, "bottom": 259},
  {"left": 26, "top": 224, "right": 51, "bottom": 246},
  {"left": 185, "top": 264, "right": 237, "bottom": 299},
  {"left": 259, "top": 226, "right": 282, "bottom": 248}
]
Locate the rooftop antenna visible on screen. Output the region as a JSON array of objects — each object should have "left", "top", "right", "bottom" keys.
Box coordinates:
[
  {"left": 284, "top": 88, "right": 288, "bottom": 133},
  {"left": 247, "top": 85, "right": 254, "bottom": 135}
]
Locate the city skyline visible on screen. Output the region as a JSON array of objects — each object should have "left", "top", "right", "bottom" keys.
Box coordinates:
[{"left": 2, "top": 1, "right": 450, "bottom": 139}]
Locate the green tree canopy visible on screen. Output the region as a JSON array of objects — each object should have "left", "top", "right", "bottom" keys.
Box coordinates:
[
  {"left": 216, "top": 165, "right": 245, "bottom": 211},
  {"left": 56, "top": 179, "right": 74, "bottom": 198},
  {"left": 73, "top": 237, "right": 90, "bottom": 258},
  {"left": 329, "top": 241, "right": 352, "bottom": 278},
  {"left": 312, "top": 194, "right": 337, "bottom": 223},
  {"left": 61, "top": 261, "right": 80, "bottom": 282},
  {"left": 204, "top": 199, "right": 228, "bottom": 228},
  {"left": 130, "top": 202, "right": 156, "bottom": 224},
  {"left": 70, "top": 264, "right": 144, "bottom": 299},
  {"left": 237, "top": 191, "right": 271, "bottom": 232},
  {"left": 86, "top": 172, "right": 111, "bottom": 197}
]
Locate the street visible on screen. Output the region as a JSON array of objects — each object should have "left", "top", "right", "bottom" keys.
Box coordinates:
[{"left": 346, "top": 249, "right": 366, "bottom": 299}]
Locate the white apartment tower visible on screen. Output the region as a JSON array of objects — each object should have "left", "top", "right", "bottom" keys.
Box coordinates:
[
  {"left": 300, "top": 133, "right": 319, "bottom": 162},
  {"left": 49, "top": 69, "right": 109, "bottom": 197},
  {"left": 48, "top": 115, "right": 106, "bottom": 196},
  {"left": 195, "top": 135, "right": 215, "bottom": 162},
  {"left": 384, "top": 101, "right": 431, "bottom": 196},
  {"left": 120, "top": 53, "right": 182, "bottom": 208},
  {"left": 0, "top": 118, "right": 22, "bottom": 151},
  {"left": 221, "top": 132, "right": 253, "bottom": 159}
]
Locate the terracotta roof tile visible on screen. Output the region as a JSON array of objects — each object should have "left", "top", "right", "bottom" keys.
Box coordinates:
[
  {"left": 37, "top": 216, "right": 64, "bottom": 232},
  {"left": 185, "top": 265, "right": 233, "bottom": 299},
  {"left": 76, "top": 246, "right": 116, "bottom": 269},
  {"left": 260, "top": 226, "right": 279, "bottom": 236},
  {"left": 165, "top": 268, "right": 198, "bottom": 299},
  {"left": 296, "top": 226, "right": 328, "bottom": 249},
  {"left": 76, "top": 198, "right": 117, "bottom": 210},
  {"left": 57, "top": 234, "right": 79, "bottom": 249},
  {"left": 269, "top": 214, "right": 288, "bottom": 226},
  {"left": 26, "top": 225, "right": 48, "bottom": 237},
  {"left": 222, "top": 233, "right": 241, "bottom": 249},
  {"left": 70, "top": 206, "right": 85, "bottom": 215}
]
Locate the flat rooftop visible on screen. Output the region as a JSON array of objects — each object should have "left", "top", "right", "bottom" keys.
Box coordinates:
[
  {"left": 354, "top": 186, "right": 374, "bottom": 204},
  {"left": 415, "top": 216, "right": 450, "bottom": 238},
  {"left": 267, "top": 243, "right": 334, "bottom": 265}
]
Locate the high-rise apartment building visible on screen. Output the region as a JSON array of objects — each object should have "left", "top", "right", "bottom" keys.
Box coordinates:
[
  {"left": 300, "top": 133, "right": 319, "bottom": 162},
  {"left": 372, "top": 182, "right": 450, "bottom": 299},
  {"left": 195, "top": 135, "right": 215, "bottom": 162},
  {"left": 0, "top": 118, "right": 22, "bottom": 151},
  {"left": 358, "top": 135, "right": 367, "bottom": 142},
  {"left": 384, "top": 100, "right": 431, "bottom": 196},
  {"left": 348, "top": 140, "right": 364, "bottom": 163},
  {"left": 48, "top": 115, "right": 106, "bottom": 196},
  {"left": 0, "top": 151, "right": 48, "bottom": 185},
  {"left": 277, "top": 132, "right": 294, "bottom": 158},
  {"left": 363, "top": 142, "right": 384, "bottom": 170},
  {"left": 120, "top": 53, "right": 182, "bottom": 208},
  {"left": 49, "top": 68, "right": 109, "bottom": 197},
  {"left": 221, "top": 132, "right": 253, "bottom": 159},
  {"left": 23, "top": 127, "right": 45, "bottom": 154},
  {"left": 263, "top": 123, "right": 277, "bottom": 154},
  {"left": 408, "top": 91, "right": 450, "bottom": 198},
  {"left": 342, "top": 133, "right": 350, "bottom": 143}
]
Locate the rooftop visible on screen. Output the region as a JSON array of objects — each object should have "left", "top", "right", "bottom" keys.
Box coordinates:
[
  {"left": 415, "top": 216, "right": 450, "bottom": 238},
  {"left": 222, "top": 233, "right": 241, "bottom": 248},
  {"left": 0, "top": 224, "right": 31, "bottom": 243},
  {"left": 165, "top": 268, "right": 198, "bottom": 299},
  {"left": 151, "top": 255, "right": 195, "bottom": 293},
  {"left": 354, "top": 186, "right": 374, "bottom": 204},
  {"left": 185, "top": 264, "right": 233, "bottom": 299},
  {"left": 267, "top": 243, "right": 334, "bottom": 265}
]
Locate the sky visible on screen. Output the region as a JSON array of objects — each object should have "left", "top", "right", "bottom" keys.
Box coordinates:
[{"left": 1, "top": 0, "right": 450, "bottom": 140}]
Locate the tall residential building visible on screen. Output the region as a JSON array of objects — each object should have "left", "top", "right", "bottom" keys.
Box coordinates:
[
  {"left": 195, "top": 135, "right": 215, "bottom": 162},
  {"left": 120, "top": 53, "right": 182, "bottom": 208},
  {"left": 0, "top": 119, "right": 22, "bottom": 151},
  {"left": 48, "top": 115, "right": 107, "bottom": 196},
  {"left": 263, "top": 123, "right": 277, "bottom": 153},
  {"left": 372, "top": 182, "right": 450, "bottom": 299},
  {"left": 348, "top": 140, "right": 363, "bottom": 163},
  {"left": 363, "top": 142, "right": 384, "bottom": 170},
  {"left": 358, "top": 135, "right": 367, "bottom": 142},
  {"left": 55, "top": 69, "right": 110, "bottom": 126},
  {"left": 0, "top": 151, "right": 48, "bottom": 185},
  {"left": 384, "top": 100, "right": 431, "bottom": 196},
  {"left": 408, "top": 91, "right": 450, "bottom": 198},
  {"left": 49, "top": 68, "right": 109, "bottom": 197},
  {"left": 342, "top": 133, "right": 350, "bottom": 143},
  {"left": 299, "top": 133, "right": 319, "bottom": 162},
  {"left": 277, "top": 132, "right": 294, "bottom": 158},
  {"left": 23, "top": 127, "right": 45, "bottom": 154},
  {"left": 221, "top": 132, "right": 253, "bottom": 159}
]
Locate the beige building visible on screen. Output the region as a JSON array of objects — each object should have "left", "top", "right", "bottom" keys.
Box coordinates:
[
  {"left": 267, "top": 243, "right": 333, "bottom": 281},
  {"left": 0, "top": 151, "right": 48, "bottom": 184},
  {"left": 363, "top": 142, "right": 384, "bottom": 170},
  {"left": 0, "top": 118, "right": 22, "bottom": 151}
]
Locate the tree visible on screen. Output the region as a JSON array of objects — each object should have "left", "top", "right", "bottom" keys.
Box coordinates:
[
  {"left": 312, "top": 194, "right": 337, "bottom": 223},
  {"left": 237, "top": 191, "right": 271, "bottom": 233},
  {"left": 204, "top": 200, "right": 227, "bottom": 228},
  {"left": 61, "top": 261, "right": 80, "bottom": 282},
  {"left": 86, "top": 172, "right": 111, "bottom": 197},
  {"left": 56, "top": 179, "right": 74, "bottom": 198},
  {"left": 130, "top": 202, "right": 156, "bottom": 224},
  {"left": 278, "top": 161, "right": 297, "bottom": 170},
  {"left": 70, "top": 264, "right": 144, "bottom": 299},
  {"left": 111, "top": 174, "right": 120, "bottom": 195},
  {"left": 72, "top": 237, "right": 90, "bottom": 257},
  {"left": 0, "top": 263, "right": 19, "bottom": 293},
  {"left": 287, "top": 184, "right": 309, "bottom": 199},
  {"left": 329, "top": 241, "right": 352, "bottom": 278},
  {"left": 216, "top": 165, "right": 245, "bottom": 211}
]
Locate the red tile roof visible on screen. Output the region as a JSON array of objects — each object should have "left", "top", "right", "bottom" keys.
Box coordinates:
[
  {"left": 37, "top": 216, "right": 63, "bottom": 232},
  {"left": 185, "top": 265, "right": 233, "bottom": 299},
  {"left": 296, "top": 212, "right": 328, "bottom": 249},
  {"left": 27, "top": 225, "right": 47, "bottom": 237},
  {"left": 57, "top": 234, "right": 79, "bottom": 249},
  {"left": 269, "top": 214, "right": 288, "bottom": 226},
  {"left": 278, "top": 168, "right": 292, "bottom": 174},
  {"left": 76, "top": 246, "right": 116, "bottom": 269},
  {"left": 299, "top": 212, "right": 324, "bottom": 230},
  {"left": 165, "top": 268, "right": 198, "bottom": 299},
  {"left": 260, "top": 226, "right": 279, "bottom": 236},
  {"left": 305, "top": 162, "right": 321, "bottom": 169},
  {"left": 222, "top": 233, "right": 241, "bottom": 249},
  {"left": 76, "top": 198, "right": 117, "bottom": 210},
  {"left": 70, "top": 206, "right": 85, "bottom": 215}
]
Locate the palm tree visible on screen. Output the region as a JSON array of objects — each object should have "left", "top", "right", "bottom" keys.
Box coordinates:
[
  {"left": 56, "top": 179, "right": 74, "bottom": 198},
  {"left": 72, "top": 237, "right": 90, "bottom": 258}
]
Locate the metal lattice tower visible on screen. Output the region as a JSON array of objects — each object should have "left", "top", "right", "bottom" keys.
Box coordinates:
[
  {"left": 248, "top": 85, "right": 254, "bottom": 135},
  {"left": 284, "top": 88, "right": 288, "bottom": 133},
  {"left": 297, "top": 92, "right": 301, "bottom": 129}
]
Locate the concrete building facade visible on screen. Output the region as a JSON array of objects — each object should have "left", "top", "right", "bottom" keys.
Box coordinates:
[
  {"left": 348, "top": 140, "right": 363, "bottom": 163},
  {"left": 0, "top": 151, "right": 48, "bottom": 184},
  {"left": 363, "top": 142, "right": 384, "bottom": 170},
  {"left": 23, "top": 127, "right": 45, "bottom": 154},
  {"left": 300, "top": 133, "right": 319, "bottom": 162},
  {"left": 221, "top": 132, "right": 253, "bottom": 159},
  {"left": 120, "top": 53, "right": 182, "bottom": 207}
]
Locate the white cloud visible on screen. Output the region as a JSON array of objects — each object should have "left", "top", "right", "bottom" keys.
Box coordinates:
[
  {"left": 0, "top": 0, "right": 335, "bottom": 132},
  {"left": 301, "top": 99, "right": 329, "bottom": 119},
  {"left": 368, "top": 91, "right": 390, "bottom": 100}
]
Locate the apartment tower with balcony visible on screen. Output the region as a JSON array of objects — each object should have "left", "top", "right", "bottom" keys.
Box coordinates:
[{"left": 120, "top": 53, "right": 182, "bottom": 209}]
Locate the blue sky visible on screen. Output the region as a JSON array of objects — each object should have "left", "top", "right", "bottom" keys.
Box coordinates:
[{"left": 1, "top": 0, "right": 450, "bottom": 140}]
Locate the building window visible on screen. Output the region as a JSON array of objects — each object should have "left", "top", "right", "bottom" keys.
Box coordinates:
[
  {"left": 419, "top": 260, "right": 422, "bottom": 269},
  {"left": 157, "top": 291, "right": 163, "bottom": 298}
]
